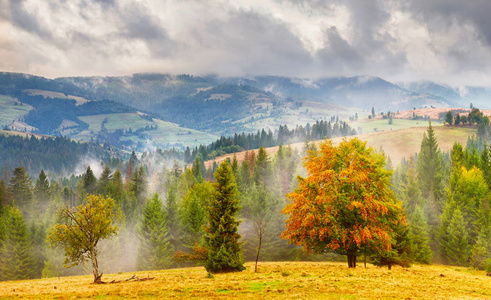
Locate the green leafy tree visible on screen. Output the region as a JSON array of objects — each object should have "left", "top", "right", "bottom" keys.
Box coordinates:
[
  {"left": 204, "top": 161, "right": 245, "bottom": 273},
  {"left": 47, "top": 195, "right": 119, "bottom": 283},
  {"left": 282, "top": 138, "right": 405, "bottom": 268},
  {"left": 137, "top": 193, "right": 171, "bottom": 271},
  {"left": 0, "top": 205, "right": 35, "bottom": 280},
  {"left": 444, "top": 111, "right": 453, "bottom": 125}
]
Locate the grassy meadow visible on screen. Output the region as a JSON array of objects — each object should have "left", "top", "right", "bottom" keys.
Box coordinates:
[
  {"left": 74, "top": 112, "right": 218, "bottom": 149},
  {"left": 0, "top": 261, "right": 489, "bottom": 299},
  {"left": 0, "top": 95, "right": 32, "bottom": 128},
  {"left": 205, "top": 123, "right": 476, "bottom": 169}
]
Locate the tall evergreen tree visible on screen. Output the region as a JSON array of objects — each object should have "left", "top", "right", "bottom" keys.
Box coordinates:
[
  {"left": 137, "top": 193, "right": 171, "bottom": 271},
  {"left": 34, "top": 169, "right": 50, "bottom": 211},
  {"left": 254, "top": 147, "right": 273, "bottom": 186},
  {"left": 444, "top": 208, "right": 470, "bottom": 266},
  {"left": 192, "top": 156, "right": 203, "bottom": 182},
  {"left": 82, "top": 166, "right": 97, "bottom": 195},
  {"left": 0, "top": 205, "right": 35, "bottom": 280},
  {"left": 165, "top": 185, "right": 182, "bottom": 255},
  {"left": 204, "top": 161, "right": 245, "bottom": 273},
  {"left": 417, "top": 122, "right": 444, "bottom": 252},
  {"left": 97, "top": 165, "right": 112, "bottom": 195},
  {"left": 417, "top": 121, "right": 444, "bottom": 204},
  {"left": 409, "top": 206, "right": 432, "bottom": 264},
  {"left": 8, "top": 166, "right": 32, "bottom": 214},
  {"left": 371, "top": 220, "right": 412, "bottom": 270}
]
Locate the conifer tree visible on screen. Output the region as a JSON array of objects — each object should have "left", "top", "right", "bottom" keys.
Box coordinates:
[
  {"left": 34, "top": 169, "right": 50, "bottom": 210},
  {"left": 254, "top": 147, "right": 273, "bottom": 186},
  {"left": 469, "top": 230, "right": 490, "bottom": 270},
  {"left": 137, "top": 193, "right": 171, "bottom": 271},
  {"left": 445, "top": 208, "right": 470, "bottom": 266},
  {"left": 192, "top": 156, "right": 203, "bottom": 182},
  {"left": 409, "top": 206, "right": 432, "bottom": 264},
  {"left": 82, "top": 166, "right": 97, "bottom": 195},
  {"left": 371, "top": 220, "right": 412, "bottom": 270},
  {"left": 417, "top": 122, "right": 444, "bottom": 252},
  {"left": 180, "top": 182, "right": 213, "bottom": 248},
  {"left": 204, "top": 161, "right": 245, "bottom": 273},
  {"left": 398, "top": 157, "right": 423, "bottom": 216},
  {"left": 97, "top": 165, "right": 112, "bottom": 195},
  {"left": 165, "top": 185, "right": 182, "bottom": 255},
  {"left": 417, "top": 121, "right": 444, "bottom": 204},
  {"left": 9, "top": 166, "right": 33, "bottom": 214},
  {"left": 0, "top": 205, "right": 35, "bottom": 280}
]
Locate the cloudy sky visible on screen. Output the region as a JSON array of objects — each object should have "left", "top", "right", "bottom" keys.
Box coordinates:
[{"left": 1, "top": 0, "right": 491, "bottom": 86}]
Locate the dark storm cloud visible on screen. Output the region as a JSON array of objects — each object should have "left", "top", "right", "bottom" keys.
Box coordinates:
[{"left": 403, "top": 1, "right": 491, "bottom": 45}]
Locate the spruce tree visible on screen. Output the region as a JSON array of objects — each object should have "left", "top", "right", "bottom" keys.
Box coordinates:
[
  {"left": 82, "top": 166, "right": 97, "bottom": 195},
  {"left": 9, "top": 166, "right": 33, "bottom": 215},
  {"left": 204, "top": 161, "right": 245, "bottom": 273},
  {"left": 409, "top": 206, "right": 432, "bottom": 264},
  {"left": 469, "top": 230, "right": 489, "bottom": 270},
  {"left": 34, "top": 169, "right": 50, "bottom": 210},
  {"left": 165, "top": 185, "right": 182, "bottom": 255},
  {"left": 97, "top": 165, "right": 112, "bottom": 195},
  {"left": 137, "top": 193, "right": 171, "bottom": 271},
  {"left": 445, "top": 208, "right": 470, "bottom": 266},
  {"left": 0, "top": 205, "right": 35, "bottom": 280},
  {"left": 371, "top": 220, "right": 412, "bottom": 270},
  {"left": 417, "top": 121, "right": 444, "bottom": 203}
]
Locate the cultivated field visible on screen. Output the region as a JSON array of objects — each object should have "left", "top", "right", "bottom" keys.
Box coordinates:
[
  {"left": 205, "top": 124, "right": 476, "bottom": 169},
  {"left": 0, "top": 261, "right": 489, "bottom": 299}
]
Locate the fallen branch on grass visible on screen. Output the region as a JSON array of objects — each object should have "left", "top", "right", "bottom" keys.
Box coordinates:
[{"left": 107, "top": 275, "right": 155, "bottom": 284}]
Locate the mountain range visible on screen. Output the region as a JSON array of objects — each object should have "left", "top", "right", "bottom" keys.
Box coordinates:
[{"left": 1, "top": 72, "right": 490, "bottom": 151}]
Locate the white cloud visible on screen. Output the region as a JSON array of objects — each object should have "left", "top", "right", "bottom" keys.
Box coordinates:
[{"left": 0, "top": 0, "right": 490, "bottom": 86}]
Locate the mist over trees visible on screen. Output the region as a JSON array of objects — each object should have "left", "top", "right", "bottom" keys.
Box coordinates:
[{"left": 2, "top": 110, "right": 491, "bottom": 280}]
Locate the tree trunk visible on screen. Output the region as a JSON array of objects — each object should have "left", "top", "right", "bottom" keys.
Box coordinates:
[
  {"left": 255, "top": 233, "right": 262, "bottom": 273},
  {"left": 388, "top": 264, "right": 392, "bottom": 270},
  {"left": 347, "top": 252, "right": 357, "bottom": 268},
  {"left": 92, "top": 256, "right": 103, "bottom": 284}
]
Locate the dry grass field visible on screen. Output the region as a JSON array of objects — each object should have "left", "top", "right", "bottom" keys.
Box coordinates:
[{"left": 0, "top": 261, "right": 489, "bottom": 299}]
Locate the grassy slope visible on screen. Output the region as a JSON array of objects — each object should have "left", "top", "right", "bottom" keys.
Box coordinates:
[
  {"left": 73, "top": 113, "right": 219, "bottom": 149},
  {"left": 0, "top": 95, "right": 32, "bottom": 128},
  {"left": 205, "top": 124, "right": 476, "bottom": 169},
  {"left": 0, "top": 262, "right": 489, "bottom": 299}
]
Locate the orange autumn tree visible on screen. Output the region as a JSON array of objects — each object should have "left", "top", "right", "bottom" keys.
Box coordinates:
[{"left": 282, "top": 138, "right": 405, "bottom": 268}]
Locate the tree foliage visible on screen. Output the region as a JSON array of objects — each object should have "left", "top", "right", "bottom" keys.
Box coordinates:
[
  {"left": 282, "top": 138, "right": 405, "bottom": 268},
  {"left": 47, "top": 195, "right": 119, "bottom": 283},
  {"left": 204, "top": 161, "right": 245, "bottom": 273},
  {"left": 137, "top": 193, "right": 171, "bottom": 271}
]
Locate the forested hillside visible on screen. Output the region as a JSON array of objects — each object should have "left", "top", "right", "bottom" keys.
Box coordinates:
[{"left": 1, "top": 117, "right": 491, "bottom": 281}]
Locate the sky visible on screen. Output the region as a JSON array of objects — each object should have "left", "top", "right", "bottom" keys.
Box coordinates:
[{"left": 1, "top": 0, "right": 491, "bottom": 86}]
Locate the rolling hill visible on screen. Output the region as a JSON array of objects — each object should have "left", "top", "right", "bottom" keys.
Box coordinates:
[{"left": 205, "top": 122, "right": 477, "bottom": 169}]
